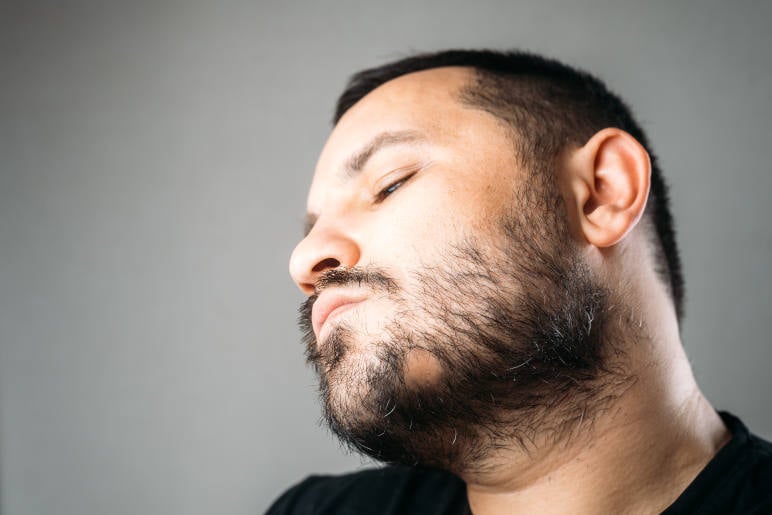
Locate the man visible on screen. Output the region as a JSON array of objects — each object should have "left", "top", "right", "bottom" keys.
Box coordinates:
[{"left": 269, "top": 50, "right": 772, "bottom": 514}]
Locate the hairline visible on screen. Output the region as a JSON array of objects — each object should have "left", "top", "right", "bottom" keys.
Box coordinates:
[{"left": 331, "top": 50, "right": 684, "bottom": 323}]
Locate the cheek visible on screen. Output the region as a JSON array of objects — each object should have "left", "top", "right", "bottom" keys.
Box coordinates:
[
  {"left": 403, "top": 348, "right": 444, "bottom": 388},
  {"left": 362, "top": 181, "right": 475, "bottom": 263}
]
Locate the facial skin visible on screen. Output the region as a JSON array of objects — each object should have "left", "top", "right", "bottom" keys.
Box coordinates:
[
  {"left": 290, "top": 66, "right": 731, "bottom": 515},
  {"left": 290, "top": 67, "right": 629, "bottom": 473}
]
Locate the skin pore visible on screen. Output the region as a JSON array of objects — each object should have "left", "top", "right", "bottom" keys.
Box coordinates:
[{"left": 289, "top": 67, "right": 729, "bottom": 514}]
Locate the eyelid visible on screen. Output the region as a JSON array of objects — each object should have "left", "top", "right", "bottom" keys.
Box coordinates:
[
  {"left": 372, "top": 164, "right": 423, "bottom": 203},
  {"left": 373, "top": 161, "right": 431, "bottom": 196}
]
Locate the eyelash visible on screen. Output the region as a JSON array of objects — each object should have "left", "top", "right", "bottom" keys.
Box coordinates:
[{"left": 375, "top": 173, "right": 416, "bottom": 203}]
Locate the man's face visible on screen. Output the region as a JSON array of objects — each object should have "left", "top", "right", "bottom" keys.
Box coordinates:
[{"left": 289, "top": 68, "right": 612, "bottom": 471}]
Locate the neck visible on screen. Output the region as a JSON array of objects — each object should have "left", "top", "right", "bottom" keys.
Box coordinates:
[
  {"left": 465, "top": 381, "right": 727, "bottom": 514},
  {"left": 463, "top": 285, "right": 730, "bottom": 514}
]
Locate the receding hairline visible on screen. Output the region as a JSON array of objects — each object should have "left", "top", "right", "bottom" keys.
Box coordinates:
[
  {"left": 334, "top": 66, "right": 485, "bottom": 126},
  {"left": 331, "top": 49, "right": 685, "bottom": 322}
]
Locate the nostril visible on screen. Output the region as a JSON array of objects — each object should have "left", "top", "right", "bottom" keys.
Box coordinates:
[{"left": 312, "top": 257, "right": 341, "bottom": 273}]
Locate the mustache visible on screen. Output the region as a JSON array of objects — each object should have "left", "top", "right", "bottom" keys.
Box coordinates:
[{"left": 298, "top": 267, "right": 399, "bottom": 338}]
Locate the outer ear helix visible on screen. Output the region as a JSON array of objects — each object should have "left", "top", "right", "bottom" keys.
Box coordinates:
[{"left": 573, "top": 128, "right": 651, "bottom": 248}]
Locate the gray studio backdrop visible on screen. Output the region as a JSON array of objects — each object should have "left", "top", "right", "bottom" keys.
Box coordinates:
[{"left": 1, "top": 1, "right": 770, "bottom": 514}]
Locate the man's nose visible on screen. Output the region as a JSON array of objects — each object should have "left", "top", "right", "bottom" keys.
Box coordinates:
[{"left": 289, "top": 225, "right": 361, "bottom": 295}]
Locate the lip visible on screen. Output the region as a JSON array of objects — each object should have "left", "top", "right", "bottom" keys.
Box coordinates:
[{"left": 311, "top": 291, "right": 366, "bottom": 340}]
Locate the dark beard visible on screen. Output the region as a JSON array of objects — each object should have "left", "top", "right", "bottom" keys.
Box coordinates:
[{"left": 298, "top": 182, "right": 628, "bottom": 476}]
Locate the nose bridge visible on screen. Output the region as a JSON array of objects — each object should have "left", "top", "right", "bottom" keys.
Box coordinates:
[{"left": 289, "top": 216, "right": 361, "bottom": 294}]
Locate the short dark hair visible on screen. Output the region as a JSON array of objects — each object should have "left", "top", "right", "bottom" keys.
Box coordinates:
[{"left": 333, "top": 49, "right": 684, "bottom": 322}]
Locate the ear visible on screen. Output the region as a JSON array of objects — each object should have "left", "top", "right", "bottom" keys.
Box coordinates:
[{"left": 563, "top": 128, "right": 651, "bottom": 248}]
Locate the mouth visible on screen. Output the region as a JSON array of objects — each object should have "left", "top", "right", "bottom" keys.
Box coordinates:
[{"left": 311, "top": 291, "right": 366, "bottom": 341}]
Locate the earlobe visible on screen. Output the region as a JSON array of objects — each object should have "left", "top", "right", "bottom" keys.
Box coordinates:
[{"left": 565, "top": 128, "right": 651, "bottom": 248}]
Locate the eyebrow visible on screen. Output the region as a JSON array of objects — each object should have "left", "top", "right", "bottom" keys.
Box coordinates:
[
  {"left": 303, "top": 129, "right": 427, "bottom": 236},
  {"left": 343, "top": 129, "right": 426, "bottom": 179}
]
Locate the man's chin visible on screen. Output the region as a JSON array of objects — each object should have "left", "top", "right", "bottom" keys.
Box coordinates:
[
  {"left": 321, "top": 377, "right": 470, "bottom": 470},
  {"left": 306, "top": 326, "right": 352, "bottom": 375}
]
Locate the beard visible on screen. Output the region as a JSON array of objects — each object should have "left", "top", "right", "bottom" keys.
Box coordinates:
[{"left": 299, "top": 175, "right": 627, "bottom": 476}]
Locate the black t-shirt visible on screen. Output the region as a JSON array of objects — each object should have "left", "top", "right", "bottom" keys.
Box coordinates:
[{"left": 267, "top": 412, "right": 772, "bottom": 514}]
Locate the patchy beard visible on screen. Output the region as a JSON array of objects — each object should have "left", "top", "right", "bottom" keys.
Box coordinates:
[{"left": 298, "top": 183, "right": 630, "bottom": 476}]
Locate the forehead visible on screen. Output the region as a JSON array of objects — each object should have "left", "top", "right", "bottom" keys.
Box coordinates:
[
  {"left": 331, "top": 66, "right": 474, "bottom": 141},
  {"left": 310, "top": 68, "right": 483, "bottom": 193}
]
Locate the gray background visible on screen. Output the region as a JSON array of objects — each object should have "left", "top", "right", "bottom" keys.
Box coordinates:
[{"left": 1, "top": 1, "right": 770, "bottom": 514}]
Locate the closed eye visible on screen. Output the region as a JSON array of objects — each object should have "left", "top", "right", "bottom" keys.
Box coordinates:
[{"left": 374, "top": 173, "right": 416, "bottom": 203}]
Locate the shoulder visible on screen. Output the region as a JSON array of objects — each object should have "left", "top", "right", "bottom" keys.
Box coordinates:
[
  {"left": 664, "top": 412, "right": 772, "bottom": 514},
  {"left": 722, "top": 414, "right": 772, "bottom": 514},
  {"left": 266, "top": 465, "right": 468, "bottom": 515},
  {"left": 722, "top": 411, "right": 772, "bottom": 479},
  {"left": 742, "top": 424, "right": 772, "bottom": 506}
]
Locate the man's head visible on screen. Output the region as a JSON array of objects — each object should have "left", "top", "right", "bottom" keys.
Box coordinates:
[
  {"left": 332, "top": 50, "right": 683, "bottom": 319},
  {"left": 289, "top": 50, "right": 682, "bottom": 473}
]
